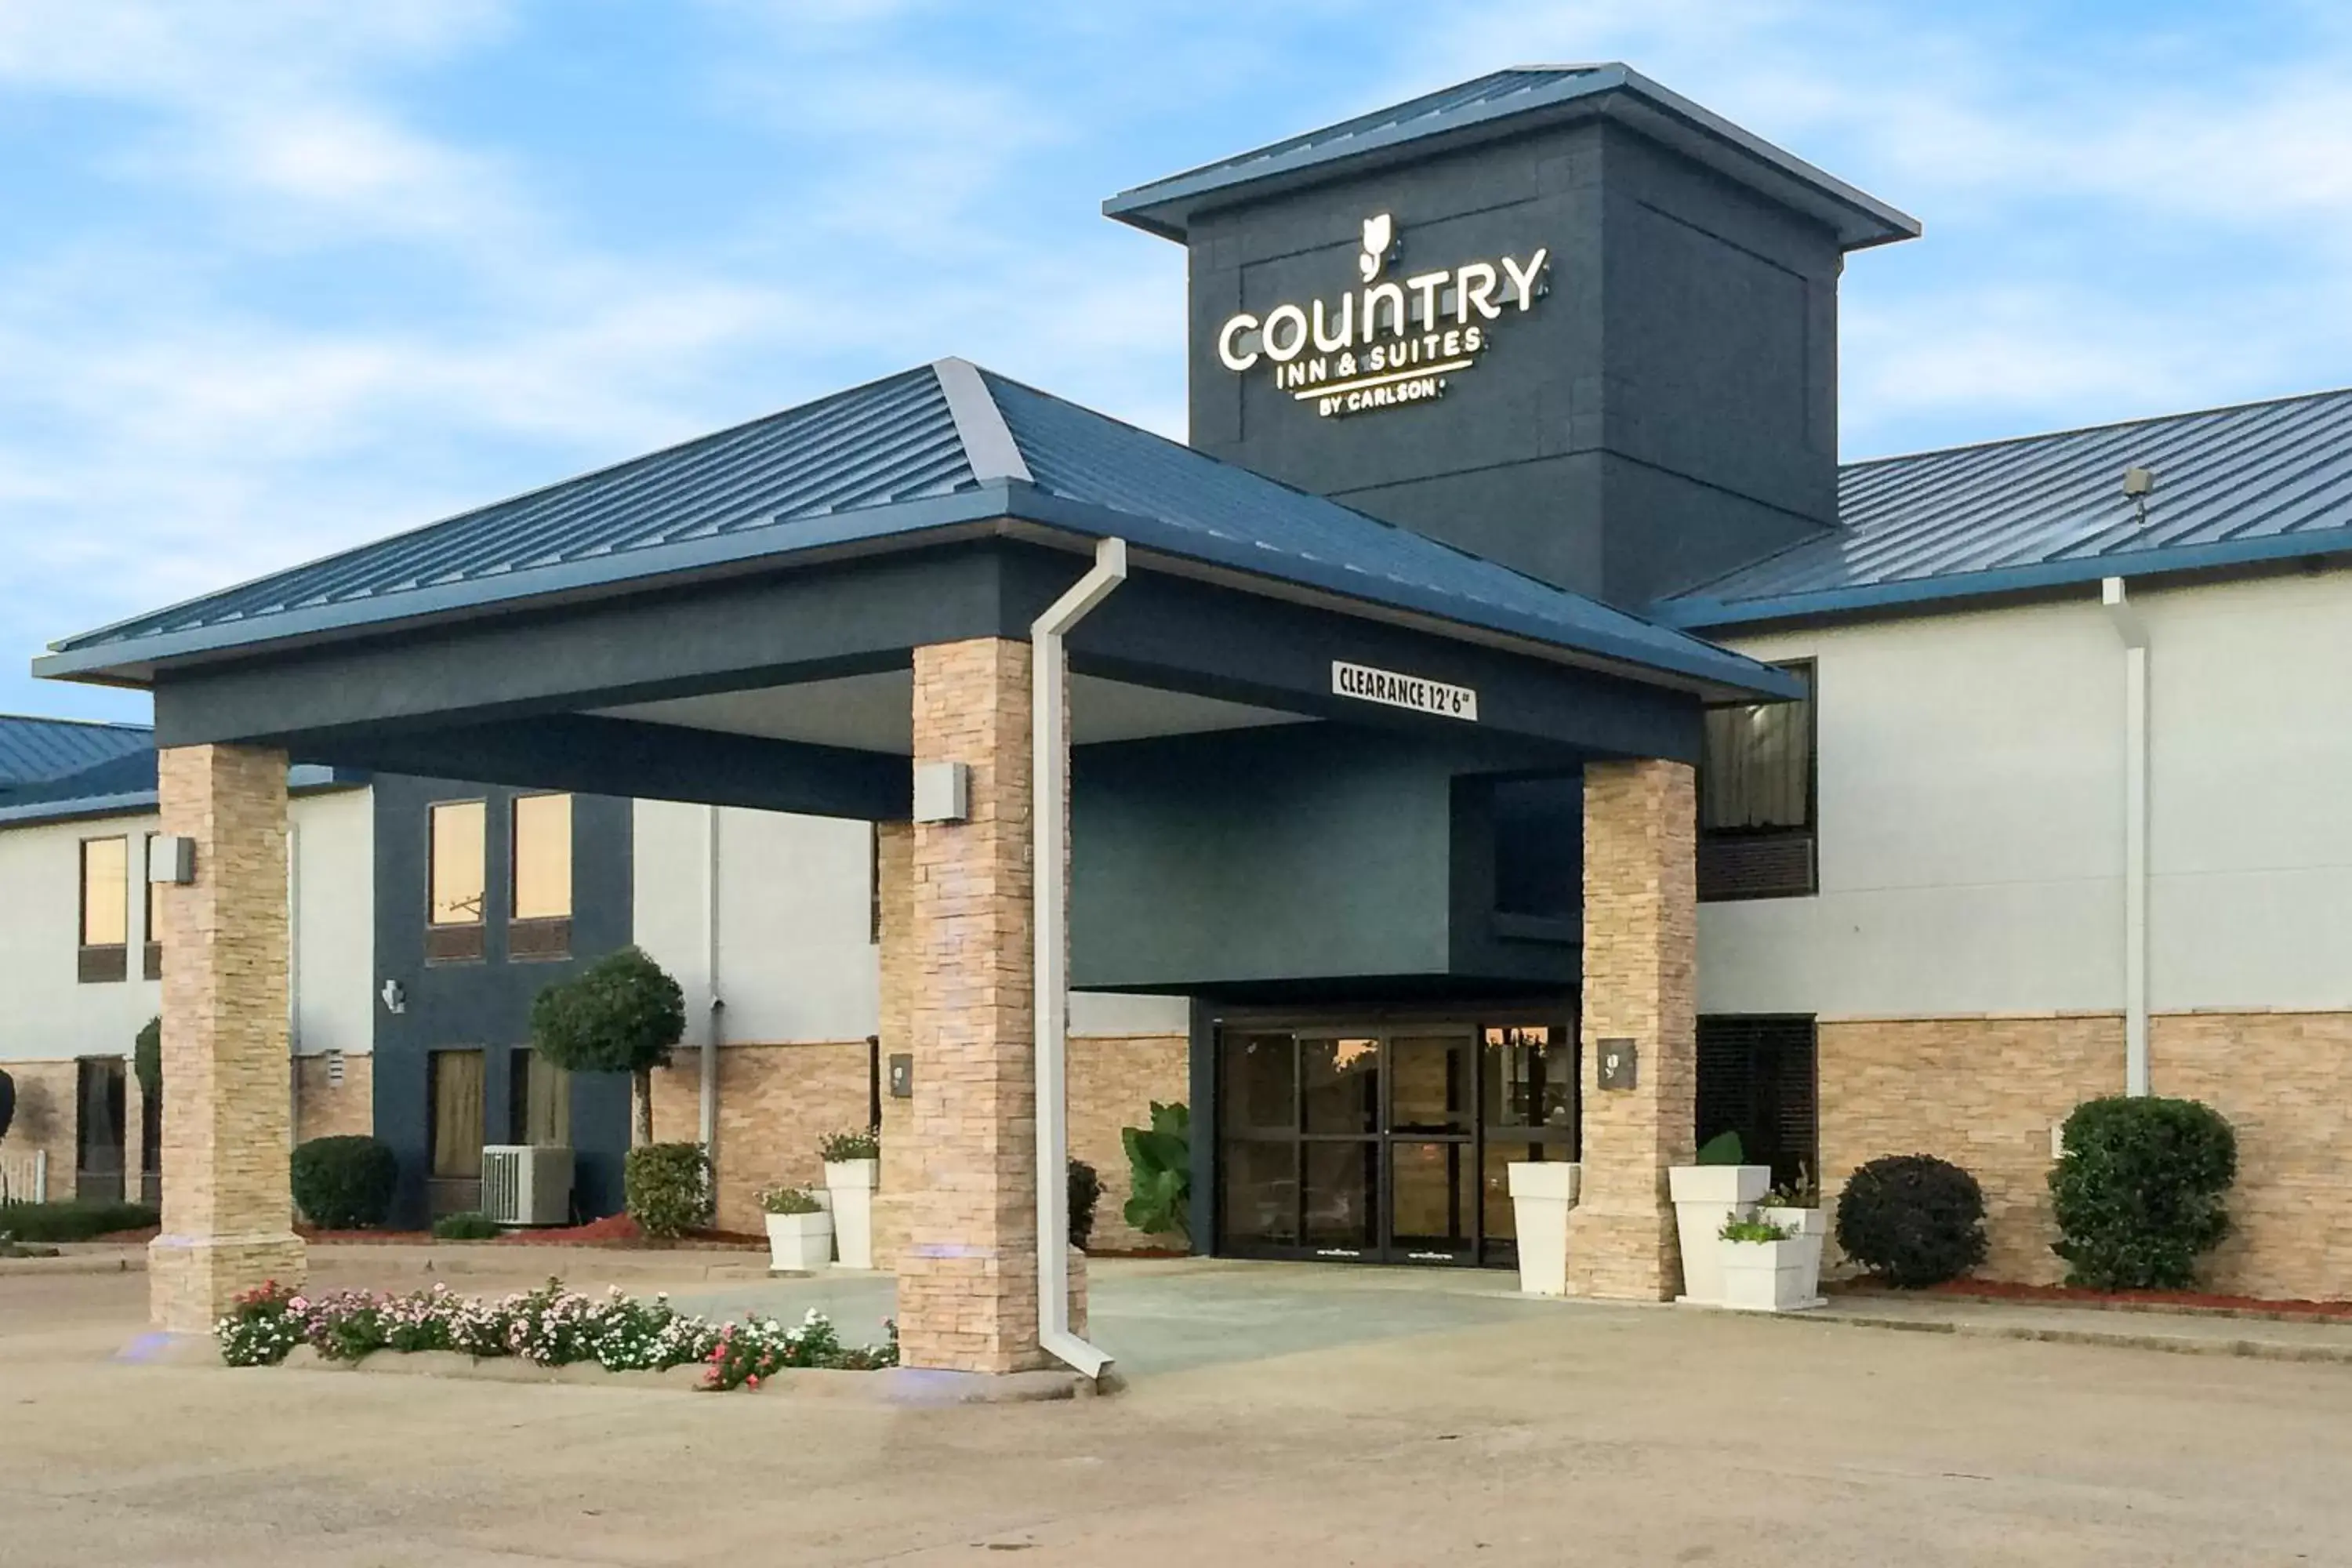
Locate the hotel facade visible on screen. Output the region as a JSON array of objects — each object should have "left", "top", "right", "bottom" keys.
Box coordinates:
[{"left": 6, "top": 66, "right": 2349, "bottom": 1365}]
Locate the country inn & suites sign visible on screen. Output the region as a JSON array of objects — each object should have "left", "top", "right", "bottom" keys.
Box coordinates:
[{"left": 1214, "top": 212, "right": 1549, "bottom": 419}]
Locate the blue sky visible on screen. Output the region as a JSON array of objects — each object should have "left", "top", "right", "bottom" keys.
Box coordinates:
[{"left": 5, "top": 0, "right": 2349, "bottom": 722}]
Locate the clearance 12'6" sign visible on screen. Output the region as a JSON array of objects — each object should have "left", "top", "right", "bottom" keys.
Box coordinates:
[{"left": 1215, "top": 212, "right": 1548, "bottom": 419}]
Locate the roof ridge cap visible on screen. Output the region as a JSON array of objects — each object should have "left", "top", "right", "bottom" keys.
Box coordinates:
[{"left": 932, "top": 358, "right": 1033, "bottom": 485}]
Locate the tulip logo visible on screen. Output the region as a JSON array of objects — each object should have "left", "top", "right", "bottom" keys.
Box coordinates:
[{"left": 1359, "top": 212, "right": 1393, "bottom": 281}]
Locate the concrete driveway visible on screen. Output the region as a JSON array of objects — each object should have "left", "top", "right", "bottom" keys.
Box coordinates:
[{"left": 5, "top": 1251, "right": 2351, "bottom": 1566}]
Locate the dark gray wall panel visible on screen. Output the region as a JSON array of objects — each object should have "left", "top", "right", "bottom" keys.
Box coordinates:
[{"left": 370, "top": 775, "right": 633, "bottom": 1227}]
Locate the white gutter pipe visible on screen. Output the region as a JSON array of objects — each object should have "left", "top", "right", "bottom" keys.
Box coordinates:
[
  {"left": 699, "top": 804, "right": 724, "bottom": 1151},
  {"left": 2100, "top": 578, "right": 2151, "bottom": 1096},
  {"left": 1031, "top": 535, "right": 1127, "bottom": 1381}
]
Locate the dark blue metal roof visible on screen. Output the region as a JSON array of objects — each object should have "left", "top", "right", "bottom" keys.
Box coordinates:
[
  {"left": 0, "top": 713, "right": 152, "bottom": 788},
  {"left": 1661, "top": 387, "right": 2352, "bottom": 630},
  {"left": 0, "top": 745, "right": 355, "bottom": 827},
  {"left": 41, "top": 360, "right": 1794, "bottom": 701},
  {"left": 1103, "top": 64, "right": 1918, "bottom": 250}
]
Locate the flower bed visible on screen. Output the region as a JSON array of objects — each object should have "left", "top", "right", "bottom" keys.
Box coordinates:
[{"left": 216, "top": 1278, "right": 895, "bottom": 1390}]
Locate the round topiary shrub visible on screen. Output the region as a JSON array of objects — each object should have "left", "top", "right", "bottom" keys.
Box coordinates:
[
  {"left": 624, "top": 1142, "right": 712, "bottom": 1240},
  {"left": 290, "top": 1135, "right": 399, "bottom": 1230},
  {"left": 1835, "top": 1154, "right": 1988, "bottom": 1287},
  {"left": 2049, "top": 1096, "right": 2236, "bottom": 1290}
]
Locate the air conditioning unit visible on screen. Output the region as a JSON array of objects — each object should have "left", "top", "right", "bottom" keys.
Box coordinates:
[{"left": 481, "top": 1145, "right": 574, "bottom": 1227}]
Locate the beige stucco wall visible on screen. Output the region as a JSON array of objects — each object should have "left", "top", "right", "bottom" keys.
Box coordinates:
[{"left": 1707, "top": 566, "right": 2352, "bottom": 1022}]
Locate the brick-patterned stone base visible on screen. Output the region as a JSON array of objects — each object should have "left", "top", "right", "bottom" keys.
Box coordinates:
[
  {"left": 2160, "top": 1012, "right": 2352, "bottom": 1301},
  {"left": 1819, "top": 1014, "right": 2116, "bottom": 1287},
  {"left": 292, "top": 1052, "right": 374, "bottom": 1145},
  {"left": 0, "top": 1059, "right": 82, "bottom": 1201},
  {"left": 1819, "top": 1010, "right": 2352, "bottom": 1301},
  {"left": 1566, "top": 757, "right": 1697, "bottom": 1301},
  {"left": 152, "top": 743, "right": 304, "bottom": 1333},
  {"left": 648, "top": 1041, "right": 873, "bottom": 1235},
  {"left": 1069, "top": 1033, "right": 1189, "bottom": 1253},
  {"left": 898, "top": 637, "right": 1044, "bottom": 1374}
]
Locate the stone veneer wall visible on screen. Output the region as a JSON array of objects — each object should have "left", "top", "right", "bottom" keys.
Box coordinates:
[
  {"left": 1566, "top": 757, "right": 1697, "bottom": 1301},
  {"left": 649, "top": 1041, "right": 873, "bottom": 1235},
  {"left": 1819, "top": 1010, "right": 2352, "bottom": 1301},
  {"left": 0, "top": 1059, "right": 82, "bottom": 1200},
  {"left": 292, "top": 1053, "right": 375, "bottom": 1145},
  {"left": 873, "top": 820, "right": 916, "bottom": 1269},
  {"left": 1068, "top": 1033, "right": 1190, "bottom": 1254},
  {"left": 899, "top": 637, "right": 1043, "bottom": 1373},
  {"left": 648, "top": 1030, "right": 1189, "bottom": 1254},
  {"left": 151, "top": 743, "right": 305, "bottom": 1332}
]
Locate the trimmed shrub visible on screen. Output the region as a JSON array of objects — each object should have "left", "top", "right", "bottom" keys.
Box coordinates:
[
  {"left": 0, "top": 1065, "right": 15, "bottom": 1142},
  {"left": 134, "top": 1015, "right": 162, "bottom": 1100},
  {"left": 1068, "top": 1158, "right": 1101, "bottom": 1250},
  {"left": 0, "top": 1200, "right": 158, "bottom": 1243},
  {"left": 529, "top": 946, "right": 685, "bottom": 1146},
  {"left": 1835, "top": 1154, "right": 1988, "bottom": 1288},
  {"left": 290, "top": 1136, "right": 399, "bottom": 1229},
  {"left": 432, "top": 1211, "right": 503, "bottom": 1241},
  {"left": 625, "top": 1142, "right": 712, "bottom": 1239},
  {"left": 2049, "top": 1096, "right": 2237, "bottom": 1290}
]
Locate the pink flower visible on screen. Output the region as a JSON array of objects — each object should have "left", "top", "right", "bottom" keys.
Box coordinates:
[{"left": 746, "top": 1374, "right": 760, "bottom": 1390}]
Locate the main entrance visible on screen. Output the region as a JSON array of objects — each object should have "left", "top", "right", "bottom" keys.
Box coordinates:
[{"left": 1214, "top": 1012, "right": 1578, "bottom": 1267}]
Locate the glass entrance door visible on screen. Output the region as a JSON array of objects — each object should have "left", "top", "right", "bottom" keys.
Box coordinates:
[{"left": 1214, "top": 1016, "right": 1571, "bottom": 1266}]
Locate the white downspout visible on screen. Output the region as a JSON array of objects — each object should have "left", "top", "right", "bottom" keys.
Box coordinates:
[
  {"left": 699, "top": 805, "right": 724, "bottom": 1152},
  {"left": 287, "top": 818, "right": 303, "bottom": 1146},
  {"left": 1032, "top": 535, "right": 1127, "bottom": 1381},
  {"left": 2100, "top": 578, "right": 2151, "bottom": 1096}
]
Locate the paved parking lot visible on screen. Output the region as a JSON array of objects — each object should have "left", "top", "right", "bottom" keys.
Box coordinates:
[{"left": 5, "top": 1253, "right": 2352, "bottom": 1566}]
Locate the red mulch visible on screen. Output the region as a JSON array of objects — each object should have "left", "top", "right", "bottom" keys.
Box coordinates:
[
  {"left": 494, "top": 1214, "right": 763, "bottom": 1250},
  {"left": 1834, "top": 1276, "right": 2352, "bottom": 1322}
]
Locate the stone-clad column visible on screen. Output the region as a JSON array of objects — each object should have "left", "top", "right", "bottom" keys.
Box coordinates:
[
  {"left": 869, "top": 819, "right": 916, "bottom": 1270},
  {"left": 150, "top": 743, "right": 306, "bottom": 1333},
  {"left": 896, "top": 638, "right": 1044, "bottom": 1373},
  {"left": 1566, "top": 757, "right": 1698, "bottom": 1301}
]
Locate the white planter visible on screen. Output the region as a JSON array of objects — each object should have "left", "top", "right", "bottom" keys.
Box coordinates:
[
  {"left": 765, "top": 1210, "right": 833, "bottom": 1273},
  {"left": 1719, "top": 1236, "right": 1818, "bottom": 1312},
  {"left": 1668, "top": 1164, "right": 1771, "bottom": 1307},
  {"left": 1505, "top": 1161, "right": 1580, "bottom": 1297},
  {"left": 1760, "top": 1205, "right": 1827, "bottom": 1309},
  {"left": 822, "top": 1158, "right": 878, "bottom": 1269}
]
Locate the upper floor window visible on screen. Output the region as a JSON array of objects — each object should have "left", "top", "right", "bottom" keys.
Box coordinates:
[
  {"left": 509, "top": 793, "right": 572, "bottom": 960},
  {"left": 78, "top": 835, "right": 129, "bottom": 982},
  {"left": 1698, "top": 661, "right": 1817, "bottom": 901},
  {"left": 426, "top": 800, "right": 488, "bottom": 963}
]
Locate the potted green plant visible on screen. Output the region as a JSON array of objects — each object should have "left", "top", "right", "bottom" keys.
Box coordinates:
[
  {"left": 1717, "top": 1213, "right": 1813, "bottom": 1312},
  {"left": 1669, "top": 1131, "right": 1771, "bottom": 1307},
  {"left": 817, "top": 1127, "right": 880, "bottom": 1269},
  {"left": 1759, "top": 1169, "right": 1827, "bottom": 1307},
  {"left": 759, "top": 1185, "right": 833, "bottom": 1273}
]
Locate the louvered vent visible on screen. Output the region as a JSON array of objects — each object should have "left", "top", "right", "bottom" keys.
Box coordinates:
[{"left": 1698, "top": 832, "right": 1816, "bottom": 902}]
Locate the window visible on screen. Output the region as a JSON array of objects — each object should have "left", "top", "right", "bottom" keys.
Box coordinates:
[
  {"left": 426, "top": 800, "right": 487, "bottom": 962},
  {"left": 141, "top": 833, "right": 162, "bottom": 980},
  {"left": 1695, "top": 1016, "right": 1818, "bottom": 1189},
  {"left": 78, "top": 836, "right": 129, "bottom": 982},
  {"left": 508, "top": 793, "right": 572, "bottom": 960},
  {"left": 1698, "top": 660, "right": 1817, "bottom": 900},
  {"left": 509, "top": 1048, "right": 572, "bottom": 1146},
  {"left": 427, "top": 1048, "right": 486, "bottom": 1215},
  {"left": 74, "top": 1057, "right": 127, "bottom": 1203}
]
